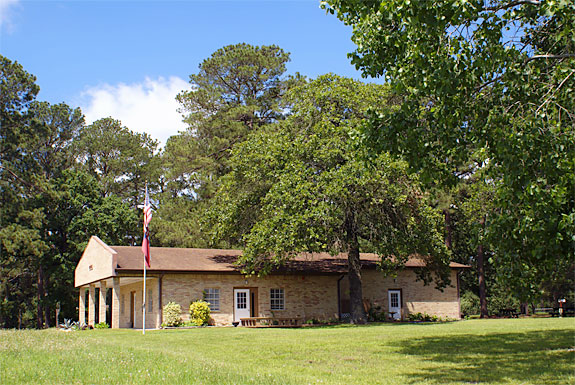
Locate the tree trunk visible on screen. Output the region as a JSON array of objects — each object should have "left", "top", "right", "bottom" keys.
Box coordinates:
[
  {"left": 444, "top": 209, "right": 452, "bottom": 249},
  {"left": 478, "top": 215, "right": 488, "bottom": 318},
  {"left": 520, "top": 303, "right": 529, "bottom": 315},
  {"left": 0, "top": 286, "right": 4, "bottom": 328},
  {"left": 477, "top": 244, "right": 488, "bottom": 317},
  {"left": 345, "top": 213, "right": 366, "bottom": 324},
  {"left": 347, "top": 244, "right": 366, "bottom": 324},
  {"left": 43, "top": 274, "right": 50, "bottom": 328},
  {"left": 37, "top": 266, "right": 44, "bottom": 329}
]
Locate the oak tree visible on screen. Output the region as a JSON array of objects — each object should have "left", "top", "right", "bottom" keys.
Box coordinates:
[{"left": 210, "top": 75, "right": 450, "bottom": 323}]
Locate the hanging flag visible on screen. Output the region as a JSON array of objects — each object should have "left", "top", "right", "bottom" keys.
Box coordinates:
[{"left": 141, "top": 185, "right": 152, "bottom": 268}]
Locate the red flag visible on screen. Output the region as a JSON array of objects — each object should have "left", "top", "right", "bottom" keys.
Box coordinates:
[{"left": 141, "top": 186, "right": 152, "bottom": 268}]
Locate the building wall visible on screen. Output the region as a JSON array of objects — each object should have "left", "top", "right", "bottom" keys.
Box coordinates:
[
  {"left": 117, "top": 279, "right": 160, "bottom": 329},
  {"left": 109, "top": 269, "right": 461, "bottom": 328},
  {"left": 161, "top": 273, "right": 340, "bottom": 326},
  {"left": 361, "top": 269, "right": 461, "bottom": 319},
  {"left": 75, "top": 237, "right": 116, "bottom": 288}
]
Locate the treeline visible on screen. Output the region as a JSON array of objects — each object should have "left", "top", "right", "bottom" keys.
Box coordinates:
[
  {"left": 1, "top": 55, "right": 159, "bottom": 328},
  {"left": 1, "top": 33, "right": 573, "bottom": 327}
]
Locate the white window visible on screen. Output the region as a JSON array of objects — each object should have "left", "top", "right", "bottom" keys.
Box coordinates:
[
  {"left": 390, "top": 292, "right": 399, "bottom": 308},
  {"left": 270, "top": 288, "right": 285, "bottom": 310},
  {"left": 236, "top": 292, "right": 246, "bottom": 309},
  {"left": 204, "top": 288, "right": 220, "bottom": 311},
  {"left": 121, "top": 294, "right": 125, "bottom": 315}
]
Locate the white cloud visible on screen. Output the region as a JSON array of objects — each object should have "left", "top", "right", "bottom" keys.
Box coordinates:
[
  {"left": 80, "top": 76, "right": 191, "bottom": 147},
  {"left": 0, "top": 0, "right": 20, "bottom": 29}
]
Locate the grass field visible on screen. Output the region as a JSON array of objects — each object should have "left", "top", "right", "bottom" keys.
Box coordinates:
[{"left": 1, "top": 318, "right": 573, "bottom": 384}]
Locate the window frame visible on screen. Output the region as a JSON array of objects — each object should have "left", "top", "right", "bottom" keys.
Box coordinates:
[
  {"left": 203, "top": 288, "right": 221, "bottom": 312},
  {"left": 270, "top": 288, "right": 285, "bottom": 311}
]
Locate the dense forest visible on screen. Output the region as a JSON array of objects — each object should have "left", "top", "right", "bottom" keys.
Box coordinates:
[{"left": 1, "top": 1, "right": 574, "bottom": 327}]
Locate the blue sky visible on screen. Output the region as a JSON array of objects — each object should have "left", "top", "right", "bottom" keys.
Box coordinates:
[{"left": 1, "top": 0, "right": 378, "bottom": 145}]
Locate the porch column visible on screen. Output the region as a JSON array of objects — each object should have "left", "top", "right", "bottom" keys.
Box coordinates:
[
  {"left": 88, "top": 284, "right": 96, "bottom": 326},
  {"left": 155, "top": 277, "right": 162, "bottom": 328},
  {"left": 112, "top": 277, "right": 120, "bottom": 329},
  {"left": 78, "top": 287, "right": 86, "bottom": 325},
  {"left": 99, "top": 281, "right": 107, "bottom": 325}
]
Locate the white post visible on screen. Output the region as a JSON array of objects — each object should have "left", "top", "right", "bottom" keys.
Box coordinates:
[{"left": 143, "top": 265, "right": 146, "bottom": 335}]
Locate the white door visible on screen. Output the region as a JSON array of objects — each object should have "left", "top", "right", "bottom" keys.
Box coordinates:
[
  {"left": 234, "top": 289, "right": 250, "bottom": 324},
  {"left": 388, "top": 290, "right": 402, "bottom": 320}
]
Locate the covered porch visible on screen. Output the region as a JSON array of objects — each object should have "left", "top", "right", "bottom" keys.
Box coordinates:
[
  {"left": 74, "top": 236, "right": 163, "bottom": 329},
  {"left": 77, "top": 276, "right": 162, "bottom": 329}
]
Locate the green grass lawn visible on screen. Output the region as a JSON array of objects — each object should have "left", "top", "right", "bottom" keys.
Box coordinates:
[{"left": 1, "top": 318, "right": 573, "bottom": 384}]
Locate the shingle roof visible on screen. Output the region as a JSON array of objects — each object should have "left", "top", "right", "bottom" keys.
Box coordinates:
[{"left": 111, "top": 246, "right": 469, "bottom": 274}]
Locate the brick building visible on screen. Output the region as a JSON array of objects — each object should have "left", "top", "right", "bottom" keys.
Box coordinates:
[{"left": 75, "top": 236, "right": 467, "bottom": 328}]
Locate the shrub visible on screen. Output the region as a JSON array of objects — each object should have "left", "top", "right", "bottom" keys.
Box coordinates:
[
  {"left": 163, "top": 302, "right": 182, "bottom": 327},
  {"left": 408, "top": 312, "right": 440, "bottom": 322},
  {"left": 189, "top": 300, "right": 211, "bottom": 326},
  {"left": 72, "top": 322, "right": 87, "bottom": 330},
  {"left": 59, "top": 318, "right": 76, "bottom": 331},
  {"left": 94, "top": 322, "right": 109, "bottom": 329},
  {"left": 460, "top": 291, "right": 480, "bottom": 316},
  {"left": 367, "top": 304, "right": 386, "bottom": 322},
  {"left": 487, "top": 286, "right": 520, "bottom": 315}
]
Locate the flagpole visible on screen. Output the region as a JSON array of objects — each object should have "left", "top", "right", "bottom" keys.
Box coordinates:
[
  {"left": 141, "top": 183, "right": 152, "bottom": 335},
  {"left": 142, "top": 183, "right": 148, "bottom": 335},
  {"left": 143, "top": 256, "right": 146, "bottom": 335}
]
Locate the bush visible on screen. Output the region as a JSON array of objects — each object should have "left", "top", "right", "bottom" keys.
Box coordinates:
[
  {"left": 94, "top": 322, "right": 109, "bottom": 329},
  {"left": 487, "top": 286, "right": 520, "bottom": 315},
  {"left": 460, "top": 291, "right": 480, "bottom": 316},
  {"left": 367, "top": 304, "right": 387, "bottom": 322},
  {"left": 408, "top": 312, "right": 440, "bottom": 322},
  {"left": 460, "top": 288, "right": 521, "bottom": 317},
  {"left": 163, "top": 302, "right": 182, "bottom": 327},
  {"left": 189, "top": 300, "right": 211, "bottom": 326},
  {"left": 59, "top": 318, "right": 76, "bottom": 331}
]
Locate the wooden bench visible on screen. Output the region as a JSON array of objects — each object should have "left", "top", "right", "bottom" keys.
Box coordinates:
[
  {"left": 549, "top": 307, "right": 575, "bottom": 317},
  {"left": 240, "top": 317, "right": 302, "bottom": 328}
]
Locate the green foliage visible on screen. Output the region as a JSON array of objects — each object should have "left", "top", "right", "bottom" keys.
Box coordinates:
[
  {"left": 156, "top": 43, "right": 295, "bottom": 249},
  {"left": 324, "top": 0, "right": 575, "bottom": 301},
  {"left": 210, "top": 74, "right": 451, "bottom": 324},
  {"left": 366, "top": 304, "right": 386, "bottom": 322},
  {"left": 0, "top": 55, "right": 154, "bottom": 328},
  {"left": 461, "top": 286, "right": 522, "bottom": 317},
  {"left": 177, "top": 43, "right": 290, "bottom": 131},
  {"left": 212, "top": 75, "right": 448, "bottom": 277},
  {"left": 407, "top": 312, "right": 440, "bottom": 322},
  {"left": 162, "top": 302, "right": 182, "bottom": 327},
  {"left": 304, "top": 318, "right": 339, "bottom": 326},
  {"left": 189, "top": 300, "right": 211, "bottom": 326},
  {"left": 0, "top": 59, "right": 88, "bottom": 328},
  {"left": 487, "top": 284, "right": 521, "bottom": 316},
  {"left": 75, "top": 117, "right": 159, "bottom": 206},
  {"left": 94, "top": 322, "right": 109, "bottom": 329},
  {"left": 170, "top": 43, "right": 292, "bottom": 189},
  {"left": 460, "top": 291, "right": 480, "bottom": 317}
]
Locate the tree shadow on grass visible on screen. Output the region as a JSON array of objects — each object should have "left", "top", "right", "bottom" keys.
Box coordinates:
[{"left": 398, "top": 329, "right": 574, "bottom": 384}]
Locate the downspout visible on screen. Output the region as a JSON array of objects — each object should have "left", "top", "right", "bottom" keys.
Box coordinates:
[
  {"left": 158, "top": 274, "right": 164, "bottom": 326},
  {"left": 337, "top": 274, "right": 345, "bottom": 320},
  {"left": 456, "top": 269, "right": 462, "bottom": 319}
]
